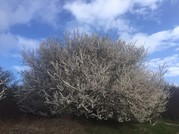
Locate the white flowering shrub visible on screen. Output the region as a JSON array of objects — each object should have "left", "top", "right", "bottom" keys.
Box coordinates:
[
  {"left": 0, "top": 68, "right": 8, "bottom": 100},
  {"left": 17, "top": 32, "right": 169, "bottom": 122},
  {"left": 0, "top": 81, "right": 6, "bottom": 100}
]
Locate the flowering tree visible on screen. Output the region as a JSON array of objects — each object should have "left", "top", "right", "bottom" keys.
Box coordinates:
[
  {"left": 0, "top": 68, "right": 8, "bottom": 100},
  {"left": 0, "top": 80, "right": 6, "bottom": 100},
  {"left": 17, "top": 32, "right": 170, "bottom": 122}
]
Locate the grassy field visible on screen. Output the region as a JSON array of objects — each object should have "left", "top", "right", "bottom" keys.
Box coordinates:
[
  {"left": 84, "top": 120, "right": 179, "bottom": 134},
  {"left": 0, "top": 116, "right": 179, "bottom": 134}
]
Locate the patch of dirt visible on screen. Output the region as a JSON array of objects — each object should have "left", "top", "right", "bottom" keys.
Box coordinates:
[{"left": 0, "top": 117, "right": 86, "bottom": 134}]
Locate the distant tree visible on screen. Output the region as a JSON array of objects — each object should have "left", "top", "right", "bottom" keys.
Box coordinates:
[
  {"left": 163, "top": 85, "right": 179, "bottom": 120},
  {"left": 17, "top": 32, "right": 170, "bottom": 122}
]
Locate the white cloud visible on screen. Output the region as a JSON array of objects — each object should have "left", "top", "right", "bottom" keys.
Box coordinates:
[
  {"left": 147, "top": 54, "right": 179, "bottom": 77},
  {"left": 13, "top": 65, "right": 29, "bottom": 72},
  {"left": 17, "top": 36, "right": 40, "bottom": 50},
  {"left": 64, "top": 0, "right": 132, "bottom": 33},
  {"left": 121, "top": 26, "right": 179, "bottom": 53},
  {"left": 64, "top": 0, "right": 132, "bottom": 22},
  {"left": 167, "top": 67, "right": 179, "bottom": 77},
  {"left": 63, "top": 0, "right": 164, "bottom": 33},
  {"left": 0, "top": 0, "right": 61, "bottom": 31},
  {"left": 0, "top": 33, "right": 19, "bottom": 53},
  {"left": 64, "top": 0, "right": 162, "bottom": 21},
  {"left": 0, "top": 33, "right": 40, "bottom": 56},
  {"left": 65, "top": 22, "right": 93, "bottom": 34},
  {"left": 171, "top": 26, "right": 179, "bottom": 40}
]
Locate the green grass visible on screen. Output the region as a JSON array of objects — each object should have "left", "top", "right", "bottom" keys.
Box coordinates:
[
  {"left": 84, "top": 120, "right": 179, "bottom": 134},
  {"left": 147, "top": 123, "right": 179, "bottom": 134}
]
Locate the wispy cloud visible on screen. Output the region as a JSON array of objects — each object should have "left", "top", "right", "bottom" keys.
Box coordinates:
[
  {"left": 0, "top": 33, "right": 40, "bottom": 57},
  {"left": 118, "top": 25, "right": 179, "bottom": 53},
  {"left": 13, "top": 65, "right": 29, "bottom": 72},
  {"left": 0, "top": 0, "right": 61, "bottom": 31},
  {"left": 63, "top": 0, "right": 164, "bottom": 33},
  {"left": 64, "top": 0, "right": 131, "bottom": 21},
  {"left": 147, "top": 54, "right": 179, "bottom": 77},
  {"left": 64, "top": 0, "right": 162, "bottom": 21}
]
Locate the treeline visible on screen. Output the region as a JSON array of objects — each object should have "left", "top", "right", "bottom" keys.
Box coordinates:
[
  {"left": 163, "top": 85, "right": 179, "bottom": 120},
  {"left": 0, "top": 32, "right": 177, "bottom": 123}
]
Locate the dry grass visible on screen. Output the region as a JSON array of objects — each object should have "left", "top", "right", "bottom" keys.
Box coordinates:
[
  {"left": 0, "top": 116, "right": 86, "bottom": 134},
  {"left": 0, "top": 93, "right": 86, "bottom": 134}
]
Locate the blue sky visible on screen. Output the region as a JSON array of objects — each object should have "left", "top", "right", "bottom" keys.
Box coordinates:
[{"left": 0, "top": 0, "right": 179, "bottom": 84}]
